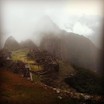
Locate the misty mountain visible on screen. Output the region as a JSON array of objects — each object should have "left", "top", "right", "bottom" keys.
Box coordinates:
[
  {"left": 30, "top": 16, "right": 61, "bottom": 46},
  {"left": 37, "top": 17, "right": 100, "bottom": 71},
  {"left": 20, "top": 39, "right": 38, "bottom": 50},
  {"left": 3, "top": 36, "right": 20, "bottom": 51},
  {"left": 3, "top": 16, "right": 101, "bottom": 72},
  {"left": 4, "top": 36, "right": 38, "bottom": 51},
  {"left": 64, "top": 15, "right": 103, "bottom": 48}
]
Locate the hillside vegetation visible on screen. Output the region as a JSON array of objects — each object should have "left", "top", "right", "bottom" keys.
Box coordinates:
[
  {"left": 65, "top": 65, "right": 103, "bottom": 95},
  {"left": 11, "top": 49, "right": 42, "bottom": 71}
]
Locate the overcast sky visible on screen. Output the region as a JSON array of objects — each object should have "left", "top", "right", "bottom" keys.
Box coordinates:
[{"left": 1, "top": 0, "right": 104, "bottom": 46}]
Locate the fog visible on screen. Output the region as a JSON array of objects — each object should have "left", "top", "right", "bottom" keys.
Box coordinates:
[{"left": 0, "top": 0, "right": 104, "bottom": 48}]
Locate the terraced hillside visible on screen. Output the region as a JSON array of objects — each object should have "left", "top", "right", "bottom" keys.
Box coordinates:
[{"left": 11, "top": 49, "right": 42, "bottom": 71}]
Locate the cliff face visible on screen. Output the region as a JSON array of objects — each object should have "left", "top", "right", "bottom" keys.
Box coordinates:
[{"left": 40, "top": 31, "right": 100, "bottom": 71}]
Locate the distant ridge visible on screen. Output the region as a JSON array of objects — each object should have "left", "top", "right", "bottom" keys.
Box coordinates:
[{"left": 20, "top": 39, "right": 38, "bottom": 50}]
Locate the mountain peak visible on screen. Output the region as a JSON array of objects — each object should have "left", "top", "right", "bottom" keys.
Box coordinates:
[
  {"left": 35, "top": 15, "right": 60, "bottom": 33},
  {"left": 7, "top": 36, "right": 16, "bottom": 40},
  {"left": 4, "top": 36, "right": 20, "bottom": 51},
  {"left": 20, "top": 39, "right": 38, "bottom": 49}
]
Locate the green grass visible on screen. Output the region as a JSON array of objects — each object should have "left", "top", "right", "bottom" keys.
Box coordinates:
[
  {"left": 11, "top": 49, "right": 42, "bottom": 71},
  {"left": 11, "top": 49, "right": 33, "bottom": 64},
  {"left": 30, "top": 65, "right": 42, "bottom": 71}
]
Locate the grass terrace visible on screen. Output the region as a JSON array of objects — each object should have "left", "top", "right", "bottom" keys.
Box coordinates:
[{"left": 11, "top": 49, "right": 42, "bottom": 71}]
